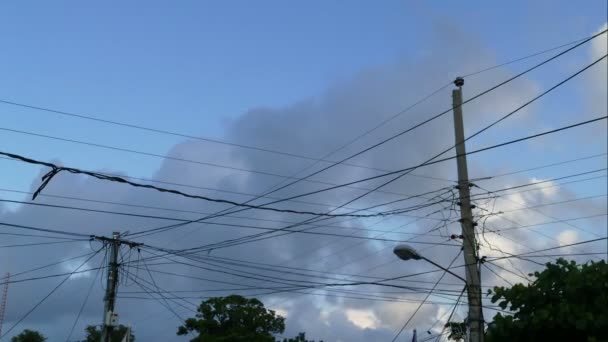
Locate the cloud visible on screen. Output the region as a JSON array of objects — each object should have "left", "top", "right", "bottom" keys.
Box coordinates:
[
  {"left": 557, "top": 230, "right": 578, "bottom": 246},
  {"left": 582, "top": 22, "right": 608, "bottom": 135},
  {"left": 1, "top": 19, "right": 605, "bottom": 342},
  {"left": 345, "top": 308, "right": 380, "bottom": 329}
]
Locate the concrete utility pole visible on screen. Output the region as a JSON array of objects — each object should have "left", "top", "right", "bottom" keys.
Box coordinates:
[
  {"left": 101, "top": 232, "right": 121, "bottom": 342},
  {"left": 452, "top": 77, "right": 484, "bottom": 342}
]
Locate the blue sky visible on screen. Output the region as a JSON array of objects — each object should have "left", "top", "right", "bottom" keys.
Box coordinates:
[
  {"left": 0, "top": 1, "right": 606, "bottom": 341},
  {"left": 1, "top": 1, "right": 605, "bottom": 183}
]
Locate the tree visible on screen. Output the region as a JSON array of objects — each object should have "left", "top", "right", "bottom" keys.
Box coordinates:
[
  {"left": 483, "top": 259, "right": 608, "bottom": 342},
  {"left": 280, "top": 332, "right": 324, "bottom": 342},
  {"left": 82, "top": 325, "right": 135, "bottom": 342},
  {"left": 10, "top": 329, "right": 46, "bottom": 342},
  {"left": 178, "top": 295, "right": 286, "bottom": 342},
  {"left": 444, "top": 322, "right": 466, "bottom": 341}
]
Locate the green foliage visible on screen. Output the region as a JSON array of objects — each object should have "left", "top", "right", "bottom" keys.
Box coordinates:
[
  {"left": 485, "top": 258, "right": 608, "bottom": 342},
  {"left": 445, "top": 322, "right": 466, "bottom": 341},
  {"left": 177, "top": 295, "right": 286, "bottom": 342},
  {"left": 10, "top": 329, "right": 46, "bottom": 342},
  {"left": 82, "top": 325, "right": 134, "bottom": 342},
  {"left": 280, "top": 332, "right": 323, "bottom": 342}
]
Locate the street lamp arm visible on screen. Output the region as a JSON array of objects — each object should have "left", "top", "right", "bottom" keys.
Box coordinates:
[{"left": 420, "top": 256, "right": 468, "bottom": 284}]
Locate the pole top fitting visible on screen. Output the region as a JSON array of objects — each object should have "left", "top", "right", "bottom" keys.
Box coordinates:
[{"left": 454, "top": 77, "right": 464, "bottom": 87}]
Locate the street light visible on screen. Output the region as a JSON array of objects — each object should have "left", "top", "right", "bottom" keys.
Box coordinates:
[{"left": 393, "top": 244, "right": 467, "bottom": 283}]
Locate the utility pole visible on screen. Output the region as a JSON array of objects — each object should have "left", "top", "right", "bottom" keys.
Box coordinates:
[
  {"left": 0, "top": 273, "right": 9, "bottom": 337},
  {"left": 94, "top": 233, "right": 143, "bottom": 342},
  {"left": 101, "top": 232, "right": 121, "bottom": 342},
  {"left": 452, "top": 77, "right": 484, "bottom": 342}
]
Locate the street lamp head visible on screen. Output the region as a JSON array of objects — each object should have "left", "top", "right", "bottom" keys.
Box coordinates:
[{"left": 393, "top": 244, "right": 422, "bottom": 261}]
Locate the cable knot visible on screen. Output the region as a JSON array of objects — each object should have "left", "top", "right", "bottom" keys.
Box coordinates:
[{"left": 32, "top": 167, "right": 63, "bottom": 200}]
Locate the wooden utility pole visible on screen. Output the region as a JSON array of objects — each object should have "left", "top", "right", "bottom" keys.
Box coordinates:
[
  {"left": 452, "top": 77, "right": 484, "bottom": 342},
  {"left": 91, "top": 233, "right": 142, "bottom": 342},
  {"left": 101, "top": 232, "right": 121, "bottom": 342}
]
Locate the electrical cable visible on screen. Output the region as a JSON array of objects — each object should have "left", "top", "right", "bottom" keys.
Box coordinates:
[
  {"left": 0, "top": 239, "right": 88, "bottom": 248},
  {"left": 471, "top": 152, "right": 607, "bottom": 181},
  {"left": 433, "top": 286, "right": 466, "bottom": 342},
  {"left": 8, "top": 251, "right": 98, "bottom": 279},
  {"left": 0, "top": 181, "right": 448, "bottom": 220},
  {"left": 1, "top": 113, "right": 604, "bottom": 242},
  {"left": 139, "top": 258, "right": 191, "bottom": 320},
  {"left": 114, "top": 32, "right": 608, "bottom": 242},
  {"left": 469, "top": 172, "right": 608, "bottom": 202},
  {"left": 0, "top": 189, "right": 451, "bottom": 228},
  {"left": 481, "top": 262, "right": 514, "bottom": 287},
  {"left": 0, "top": 126, "right": 448, "bottom": 185},
  {"left": 0, "top": 266, "right": 105, "bottom": 287},
  {"left": 1, "top": 32, "right": 599, "bottom": 174},
  {"left": 0, "top": 231, "right": 85, "bottom": 241},
  {"left": 155, "top": 114, "right": 608, "bottom": 252},
  {"left": 0, "top": 198, "right": 455, "bottom": 238},
  {"left": 0, "top": 221, "right": 92, "bottom": 238},
  {"left": 390, "top": 250, "right": 463, "bottom": 342},
  {"left": 0, "top": 249, "right": 101, "bottom": 339},
  {"left": 65, "top": 256, "right": 104, "bottom": 342},
  {"left": 484, "top": 236, "right": 607, "bottom": 261}
]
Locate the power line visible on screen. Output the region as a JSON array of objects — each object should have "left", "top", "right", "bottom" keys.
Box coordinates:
[
  {"left": 0, "top": 184, "right": 450, "bottom": 224},
  {"left": 2, "top": 162, "right": 602, "bottom": 239},
  {"left": 2, "top": 32, "right": 599, "bottom": 173},
  {"left": 475, "top": 182, "right": 606, "bottom": 240},
  {"left": 65, "top": 256, "right": 103, "bottom": 342},
  {"left": 111, "top": 31, "right": 608, "bottom": 243},
  {"left": 8, "top": 251, "right": 98, "bottom": 279},
  {"left": 153, "top": 114, "right": 608, "bottom": 252},
  {"left": 150, "top": 248, "right": 470, "bottom": 301},
  {"left": 126, "top": 237, "right": 606, "bottom": 308},
  {"left": 488, "top": 214, "right": 607, "bottom": 234},
  {"left": 139, "top": 257, "right": 193, "bottom": 319},
  {"left": 485, "top": 236, "right": 608, "bottom": 261},
  {"left": 0, "top": 250, "right": 101, "bottom": 339},
  {"left": 471, "top": 152, "right": 607, "bottom": 181},
  {"left": 0, "top": 266, "right": 105, "bottom": 287},
  {"left": 124, "top": 269, "right": 195, "bottom": 322},
  {"left": 0, "top": 155, "right": 449, "bottom": 205},
  {"left": 0, "top": 126, "right": 449, "bottom": 186},
  {"left": 0, "top": 231, "right": 85, "bottom": 241},
  {"left": 0, "top": 240, "right": 88, "bottom": 248},
  {"left": 0, "top": 186, "right": 451, "bottom": 223},
  {"left": 0, "top": 198, "right": 458, "bottom": 247},
  {"left": 482, "top": 259, "right": 530, "bottom": 282},
  {"left": 0, "top": 186, "right": 449, "bottom": 226},
  {"left": 390, "top": 250, "right": 463, "bottom": 342},
  {"left": 156, "top": 253, "right": 475, "bottom": 288},
  {"left": 0, "top": 150, "right": 454, "bottom": 219},
  {"left": 461, "top": 35, "right": 593, "bottom": 77},
  {"left": 498, "top": 193, "right": 607, "bottom": 214},
  {"left": 128, "top": 186, "right": 453, "bottom": 239},
  {"left": 389, "top": 174, "right": 607, "bottom": 214},
  {"left": 0, "top": 221, "right": 91, "bottom": 238},
  {"left": 0, "top": 198, "right": 452, "bottom": 237},
  {"left": 0, "top": 94, "right": 450, "bottom": 184},
  {"left": 0, "top": 113, "right": 598, "bottom": 244},
  {"left": 432, "top": 286, "right": 466, "bottom": 342},
  {"left": 494, "top": 252, "right": 606, "bottom": 259},
  {"left": 194, "top": 96, "right": 608, "bottom": 251},
  {"left": 133, "top": 250, "right": 482, "bottom": 306},
  {"left": 469, "top": 171, "right": 607, "bottom": 201}
]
